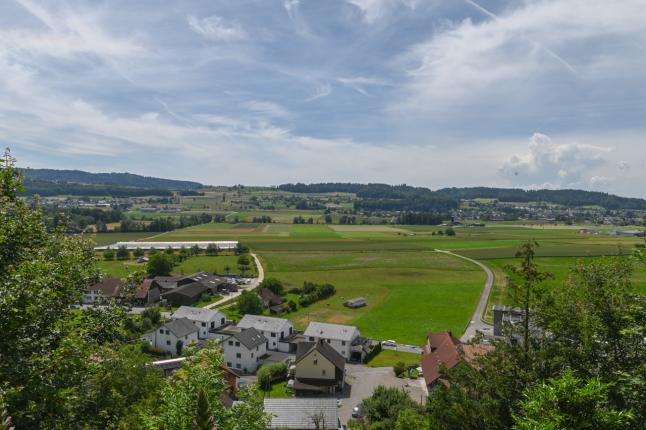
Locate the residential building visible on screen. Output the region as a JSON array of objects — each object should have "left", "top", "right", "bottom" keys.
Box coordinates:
[
  {"left": 221, "top": 327, "right": 268, "bottom": 374},
  {"left": 492, "top": 305, "right": 524, "bottom": 337},
  {"left": 162, "top": 282, "right": 210, "bottom": 307},
  {"left": 171, "top": 306, "right": 226, "bottom": 339},
  {"left": 264, "top": 398, "right": 340, "bottom": 430},
  {"left": 421, "top": 331, "right": 494, "bottom": 388},
  {"left": 135, "top": 279, "right": 161, "bottom": 305},
  {"left": 83, "top": 278, "right": 124, "bottom": 304},
  {"left": 142, "top": 318, "right": 199, "bottom": 356},
  {"left": 237, "top": 314, "right": 294, "bottom": 352},
  {"left": 303, "top": 322, "right": 365, "bottom": 362},
  {"left": 259, "top": 288, "right": 283, "bottom": 308},
  {"left": 293, "top": 340, "right": 345, "bottom": 395}
]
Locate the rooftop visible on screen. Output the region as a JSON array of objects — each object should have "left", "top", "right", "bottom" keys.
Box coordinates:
[
  {"left": 304, "top": 321, "right": 359, "bottom": 341},
  {"left": 230, "top": 327, "right": 267, "bottom": 350},
  {"left": 163, "top": 318, "right": 199, "bottom": 338},
  {"left": 264, "top": 398, "right": 339, "bottom": 430},
  {"left": 238, "top": 314, "right": 292, "bottom": 333},
  {"left": 172, "top": 305, "right": 224, "bottom": 322}
]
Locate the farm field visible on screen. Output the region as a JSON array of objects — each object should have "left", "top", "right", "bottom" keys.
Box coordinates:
[
  {"left": 260, "top": 250, "right": 485, "bottom": 345},
  {"left": 483, "top": 255, "right": 646, "bottom": 322},
  {"left": 89, "top": 232, "right": 155, "bottom": 246}
]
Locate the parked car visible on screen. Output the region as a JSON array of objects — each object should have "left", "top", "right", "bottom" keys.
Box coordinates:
[
  {"left": 352, "top": 403, "right": 364, "bottom": 419},
  {"left": 381, "top": 340, "right": 397, "bottom": 347}
]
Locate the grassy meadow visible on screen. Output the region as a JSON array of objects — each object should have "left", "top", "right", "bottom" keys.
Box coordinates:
[{"left": 98, "top": 255, "right": 255, "bottom": 278}]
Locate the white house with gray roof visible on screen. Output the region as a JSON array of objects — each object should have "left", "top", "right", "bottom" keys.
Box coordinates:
[
  {"left": 221, "top": 327, "right": 268, "bottom": 374},
  {"left": 304, "top": 322, "right": 361, "bottom": 361},
  {"left": 237, "top": 314, "right": 294, "bottom": 352},
  {"left": 171, "top": 306, "right": 226, "bottom": 339},
  {"left": 142, "top": 318, "right": 199, "bottom": 356}
]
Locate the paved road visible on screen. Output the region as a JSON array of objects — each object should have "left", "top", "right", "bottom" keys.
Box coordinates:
[
  {"left": 204, "top": 253, "right": 264, "bottom": 310},
  {"left": 382, "top": 344, "right": 423, "bottom": 354},
  {"left": 338, "top": 365, "right": 426, "bottom": 425},
  {"left": 435, "top": 250, "right": 494, "bottom": 342}
]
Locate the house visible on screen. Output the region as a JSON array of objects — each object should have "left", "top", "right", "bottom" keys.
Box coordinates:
[
  {"left": 83, "top": 278, "right": 125, "bottom": 304},
  {"left": 178, "top": 272, "right": 227, "bottom": 291},
  {"left": 171, "top": 306, "right": 226, "bottom": 339},
  {"left": 259, "top": 288, "right": 283, "bottom": 308},
  {"left": 264, "top": 398, "right": 340, "bottom": 430},
  {"left": 492, "top": 305, "right": 524, "bottom": 337},
  {"left": 304, "top": 322, "right": 366, "bottom": 362},
  {"left": 293, "top": 340, "right": 345, "bottom": 396},
  {"left": 344, "top": 297, "right": 366, "bottom": 308},
  {"left": 136, "top": 279, "right": 161, "bottom": 305},
  {"left": 237, "top": 315, "right": 294, "bottom": 352},
  {"left": 421, "top": 331, "right": 494, "bottom": 388},
  {"left": 142, "top": 318, "right": 199, "bottom": 356},
  {"left": 162, "top": 282, "right": 210, "bottom": 307},
  {"left": 153, "top": 276, "right": 182, "bottom": 292},
  {"left": 221, "top": 327, "right": 268, "bottom": 374}
]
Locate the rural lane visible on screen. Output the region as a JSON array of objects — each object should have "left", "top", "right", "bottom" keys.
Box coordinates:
[
  {"left": 435, "top": 249, "right": 494, "bottom": 342},
  {"left": 204, "top": 253, "right": 264, "bottom": 310}
]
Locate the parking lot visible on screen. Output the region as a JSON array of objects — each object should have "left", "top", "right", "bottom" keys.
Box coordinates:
[{"left": 338, "top": 364, "right": 427, "bottom": 425}]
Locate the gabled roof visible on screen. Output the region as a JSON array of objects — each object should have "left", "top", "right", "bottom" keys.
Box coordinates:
[
  {"left": 237, "top": 314, "right": 291, "bottom": 333},
  {"left": 264, "top": 398, "right": 339, "bottom": 430},
  {"left": 87, "top": 278, "right": 124, "bottom": 297},
  {"left": 136, "top": 279, "right": 158, "bottom": 299},
  {"left": 230, "top": 327, "right": 267, "bottom": 349},
  {"left": 172, "top": 305, "right": 224, "bottom": 322},
  {"left": 162, "top": 282, "right": 208, "bottom": 299},
  {"left": 295, "top": 340, "right": 345, "bottom": 372},
  {"left": 259, "top": 288, "right": 282, "bottom": 306},
  {"left": 163, "top": 318, "right": 199, "bottom": 338},
  {"left": 304, "top": 322, "right": 358, "bottom": 341},
  {"left": 421, "top": 331, "right": 493, "bottom": 386},
  {"left": 153, "top": 276, "right": 181, "bottom": 289}
]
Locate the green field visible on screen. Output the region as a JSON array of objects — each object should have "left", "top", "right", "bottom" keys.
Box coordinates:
[
  {"left": 260, "top": 250, "right": 485, "bottom": 345},
  {"left": 483, "top": 255, "right": 646, "bottom": 322},
  {"left": 97, "top": 255, "right": 256, "bottom": 278},
  {"left": 366, "top": 349, "right": 423, "bottom": 368}
]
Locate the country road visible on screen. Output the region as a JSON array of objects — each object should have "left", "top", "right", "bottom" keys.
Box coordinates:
[
  {"left": 204, "top": 253, "right": 265, "bottom": 310},
  {"left": 435, "top": 250, "right": 494, "bottom": 342}
]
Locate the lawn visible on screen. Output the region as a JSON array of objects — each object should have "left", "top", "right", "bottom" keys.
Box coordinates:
[
  {"left": 97, "top": 255, "right": 257, "bottom": 278},
  {"left": 260, "top": 250, "right": 485, "bottom": 345},
  {"left": 264, "top": 381, "right": 292, "bottom": 398},
  {"left": 366, "top": 349, "right": 422, "bottom": 368}
]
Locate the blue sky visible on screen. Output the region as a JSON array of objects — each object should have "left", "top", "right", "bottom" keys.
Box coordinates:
[{"left": 2, "top": 0, "right": 646, "bottom": 197}]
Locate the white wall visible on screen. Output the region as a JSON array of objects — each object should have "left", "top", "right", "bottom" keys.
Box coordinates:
[
  {"left": 222, "top": 337, "right": 267, "bottom": 374},
  {"left": 144, "top": 327, "right": 199, "bottom": 356}
]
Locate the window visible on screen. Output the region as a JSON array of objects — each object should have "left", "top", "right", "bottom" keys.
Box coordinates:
[
  {"left": 270, "top": 333, "right": 276, "bottom": 337},
  {"left": 236, "top": 363, "right": 241, "bottom": 369},
  {"left": 227, "top": 362, "right": 232, "bottom": 367},
  {"left": 211, "top": 322, "right": 215, "bottom": 328},
  {"left": 341, "top": 341, "right": 346, "bottom": 346},
  {"left": 309, "top": 337, "right": 315, "bottom": 341},
  {"left": 159, "top": 329, "right": 163, "bottom": 334},
  {"left": 228, "top": 340, "right": 233, "bottom": 346},
  {"left": 166, "top": 340, "right": 171, "bottom": 345},
  {"left": 313, "top": 359, "right": 318, "bottom": 365},
  {"left": 235, "top": 342, "right": 240, "bottom": 347},
  {"left": 322, "top": 369, "right": 326, "bottom": 376},
  {"left": 236, "top": 353, "right": 241, "bottom": 358},
  {"left": 201, "top": 322, "right": 206, "bottom": 327},
  {"left": 221, "top": 318, "right": 225, "bottom": 325},
  {"left": 327, "top": 339, "right": 331, "bottom": 343},
  {"left": 251, "top": 353, "right": 254, "bottom": 358},
  {"left": 165, "top": 330, "right": 170, "bottom": 335}
]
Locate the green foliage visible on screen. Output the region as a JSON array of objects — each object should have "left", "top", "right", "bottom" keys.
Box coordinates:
[
  {"left": 147, "top": 253, "right": 175, "bottom": 277},
  {"left": 206, "top": 243, "right": 220, "bottom": 256},
  {"left": 133, "top": 247, "right": 145, "bottom": 257},
  {"left": 444, "top": 228, "right": 456, "bottom": 236},
  {"left": 116, "top": 245, "right": 130, "bottom": 260},
  {"left": 513, "top": 370, "right": 632, "bottom": 430},
  {"left": 256, "top": 362, "right": 288, "bottom": 391},
  {"left": 298, "top": 281, "right": 336, "bottom": 306},
  {"left": 362, "top": 386, "right": 419, "bottom": 428},
  {"left": 393, "top": 362, "right": 406, "bottom": 377},
  {"left": 260, "top": 277, "right": 284, "bottom": 296},
  {"left": 237, "top": 291, "right": 264, "bottom": 315},
  {"left": 0, "top": 394, "right": 15, "bottom": 430},
  {"left": 103, "top": 247, "right": 115, "bottom": 260},
  {"left": 193, "top": 387, "right": 216, "bottom": 430},
  {"left": 395, "top": 408, "right": 428, "bottom": 430}
]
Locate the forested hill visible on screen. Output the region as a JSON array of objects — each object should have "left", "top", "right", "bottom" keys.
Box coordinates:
[
  {"left": 278, "top": 183, "right": 646, "bottom": 210},
  {"left": 20, "top": 168, "right": 203, "bottom": 190}
]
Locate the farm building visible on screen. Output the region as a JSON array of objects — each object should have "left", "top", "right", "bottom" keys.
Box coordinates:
[{"left": 344, "top": 297, "right": 366, "bottom": 308}]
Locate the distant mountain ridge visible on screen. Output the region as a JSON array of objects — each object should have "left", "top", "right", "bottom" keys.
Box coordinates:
[
  {"left": 278, "top": 183, "right": 646, "bottom": 210},
  {"left": 20, "top": 168, "right": 203, "bottom": 190}
]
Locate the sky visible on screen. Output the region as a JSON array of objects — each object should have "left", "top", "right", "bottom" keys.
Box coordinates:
[{"left": 2, "top": 0, "right": 646, "bottom": 197}]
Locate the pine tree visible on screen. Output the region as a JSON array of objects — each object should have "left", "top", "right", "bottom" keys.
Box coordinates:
[{"left": 193, "top": 388, "right": 216, "bottom": 430}]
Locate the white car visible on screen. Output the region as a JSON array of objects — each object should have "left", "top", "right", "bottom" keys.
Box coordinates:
[{"left": 381, "top": 340, "right": 397, "bottom": 347}]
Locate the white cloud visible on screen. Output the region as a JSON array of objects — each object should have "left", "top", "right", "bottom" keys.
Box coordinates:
[
  {"left": 337, "top": 76, "right": 388, "bottom": 95},
  {"left": 306, "top": 83, "right": 332, "bottom": 101},
  {"left": 187, "top": 14, "right": 246, "bottom": 41},
  {"left": 347, "top": 0, "right": 418, "bottom": 23},
  {"left": 242, "top": 100, "right": 291, "bottom": 119},
  {"left": 397, "top": 0, "right": 646, "bottom": 110},
  {"left": 501, "top": 133, "right": 613, "bottom": 189}
]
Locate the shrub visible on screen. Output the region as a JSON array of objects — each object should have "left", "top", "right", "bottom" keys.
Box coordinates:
[
  {"left": 103, "top": 248, "right": 115, "bottom": 260},
  {"left": 393, "top": 362, "right": 406, "bottom": 377},
  {"left": 256, "top": 362, "right": 288, "bottom": 391},
  {"left": 260, "top": 278, "right": 284, "bottom": 296},
  {"left": 298, "top": 282, "right": 336, "bottom": 307}
]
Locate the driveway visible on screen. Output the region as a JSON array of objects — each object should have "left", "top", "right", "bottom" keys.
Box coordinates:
[
  {"left": 435, "top": 250, "right": 494, "bottom": 342},
  {"left": 204, "top": 253, "right": 264, "bottom": 310},
  {"left": 338, "top": 364, "right": 427, "bottom": 425}
]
